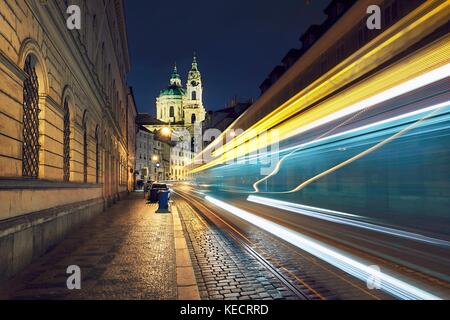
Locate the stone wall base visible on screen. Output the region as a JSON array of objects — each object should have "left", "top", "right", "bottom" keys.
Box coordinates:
[{"left": 0, "top": 197, "right": 107, "bottom": 285}]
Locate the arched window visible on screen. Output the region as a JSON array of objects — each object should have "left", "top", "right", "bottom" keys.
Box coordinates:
[
  {"left": 22, "top": 55, "right": 40, "bottom": 178},
  {"left": 82, "top": 112, "right": 88, "bottom": 183},
  {"left": 63, "top": 99, "right": 71, "bottom": 181},
  {"left": 169, "top": 106, "right": 174, "bottom": 118},
  {"left": 95, "top": 126, "right": 99, "bottom": 184},
  {"left": 191, "top": 113, "right": 196, "bottom": 124},
  {"left": 191, "top": 91, "right": 197, "bottom": 100}
]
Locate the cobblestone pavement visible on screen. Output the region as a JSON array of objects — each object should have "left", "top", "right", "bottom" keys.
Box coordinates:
[
  {"left": 231, "top": 200, "right": 394, "bottom": 300},
  {"left": 175, "top": 197, "right": 299, "bottom": 300},
  {"left": 0, "top": 193, "right": 177, "bottom": 300},
  {"left": 174, "top": 191, "right": 393, "bottom": 300}
]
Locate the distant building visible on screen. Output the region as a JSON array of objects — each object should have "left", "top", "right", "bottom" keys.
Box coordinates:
[
  {"left": 135, "top": 116, "right": 175, "bottom": 183},
  {"left": 135, "top": 126, "right": 155, "bottom": 183},
  {"left": 202, "top": 99, "right": 253, "bottom": 148},
  {"left": 141, "top": 55, "right": 208, "bottom": 181}
]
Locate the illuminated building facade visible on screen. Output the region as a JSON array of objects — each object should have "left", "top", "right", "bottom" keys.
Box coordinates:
[
  {"left": 142, "top": 55, "right": 207, "bottom": 180},
  {"left": 0, "top": 0, "right": 135, "bottom": 282}
]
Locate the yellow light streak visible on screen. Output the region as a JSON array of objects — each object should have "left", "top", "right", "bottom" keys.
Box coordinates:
[
  {"left": 252, "top": 106, "right": 372, "bottom": 192},
  {"left": 191, "top": 35, "right": 450, "bottom": 174},
  {"left": 261, "top": 104, "right": 447, "bottom": 194},
  {"left": 210, "top": 1, "right": 449, "bottom": 160},
  {"left": 191, "top": 1, "right": 450, "bottom": 174}
]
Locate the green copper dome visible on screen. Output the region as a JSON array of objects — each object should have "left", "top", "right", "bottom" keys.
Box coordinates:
[{"left": 160, "top": 85, "right": 185, "bottom": 96}]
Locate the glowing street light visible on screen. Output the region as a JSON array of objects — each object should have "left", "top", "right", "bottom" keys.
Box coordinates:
[{"left": 161, "top": 127, "right": 171, "bottom": 137}]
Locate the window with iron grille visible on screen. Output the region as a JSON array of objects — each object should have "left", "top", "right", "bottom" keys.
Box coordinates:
[
  {"left": 95, "top": 128, "right": 99, "bottom": 184},
  {"left": 120, "top": 157, "right": 123, "bottom": 185},
  {"left": 83, "top": 116, "right": 88, "bottom": 183},
  {"left": 22, "top": 55, "right": 40, "bottom": 178},
  {"left": 119, "top": 157, "right": 122, "bottom": 185},
  {"left": 63, "top": 99, "right": 70, "bottom": 181}
]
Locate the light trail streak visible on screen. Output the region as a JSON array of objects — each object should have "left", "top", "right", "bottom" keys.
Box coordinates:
[
  {"left": 247, "top": 195, "right": 450, "bottom": 247},
  {"left": 205, "top": 196, "right": 442, "bottom": 300},
  {"left": 193, "top": 1, "right": 449, "bottom": 169},
  {"left": 247, "top": 101, "right": 450, "bottom": 163},
  {"left": 209, "top": 10, "right": 450, "bottom": 161},
  {"left": 272, "top": 103, "right": 446, "bottom": 194},
  {"left": 191, "top": 40, "right": 450, "bottom": 175},
  {"left": 253, "top": 101, "right": 450, "bottom": 193}
]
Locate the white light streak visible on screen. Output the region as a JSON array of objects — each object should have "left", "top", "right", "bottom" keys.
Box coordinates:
[
  {"left": 205, "top": 196, "right": 442, "bottom": 300},
  {"left": 248, "top": 195, "right": 450, "bottom": 247}
]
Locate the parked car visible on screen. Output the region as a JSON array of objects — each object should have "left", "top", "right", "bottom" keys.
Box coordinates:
[
  {"left": 144, "top": 180, "right": 154, "bottom": 193},
  {"left": 148, "top": 183, "right": 170, "bottom": 203}
]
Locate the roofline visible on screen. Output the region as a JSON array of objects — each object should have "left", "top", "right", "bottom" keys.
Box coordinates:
[
  {"left": 128, "top": 86, "right": 138, "bottom": 114},
  {"left": 116, "top": 0, "right": 131, "bottom": 72}
]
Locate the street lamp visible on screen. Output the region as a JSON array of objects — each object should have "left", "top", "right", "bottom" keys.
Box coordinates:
[
  {"left": 152, "top": 155, "right": 159, "bottom": 162},
  {"left": 161, "top": 126, "right": 171, "bottom": 137}
]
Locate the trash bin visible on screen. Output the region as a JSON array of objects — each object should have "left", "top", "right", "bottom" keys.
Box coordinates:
[
  {"left": 156, "top": 190, "right": 170, "bottom": 213},
  {"left": 148, "top": 188, "right": 159, "bottom": 203}
]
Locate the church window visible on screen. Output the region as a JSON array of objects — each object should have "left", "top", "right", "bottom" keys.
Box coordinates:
[
  {"left": 192, "top": 91, "right": 197, "bottom": 100},
  {"left": 191, "top": 113, "right": 196, "bottom": 124},
  {"left": 169, "top": 106, "right": 174, "bottom": 118}
]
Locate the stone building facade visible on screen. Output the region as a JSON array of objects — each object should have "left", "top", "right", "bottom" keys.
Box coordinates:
[{"left": 0, "top": 0, "right": 134, "bottom": 283}]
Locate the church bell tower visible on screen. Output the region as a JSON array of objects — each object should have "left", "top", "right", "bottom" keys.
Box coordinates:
[{"left": 184, "top": 54, "right": 205, "bottom": 125}]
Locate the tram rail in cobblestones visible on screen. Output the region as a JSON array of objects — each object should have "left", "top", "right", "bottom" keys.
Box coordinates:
[{"left": 174, "top": 190, "right": 313, "bottom": 300}]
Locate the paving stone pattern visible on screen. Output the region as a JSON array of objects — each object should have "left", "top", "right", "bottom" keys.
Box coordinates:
[
  {"left": 176, "top": 199, "right": 299, "bottom": 300},
  {"left": 0, "top": 193, "right": 177, "bottom": 300}
]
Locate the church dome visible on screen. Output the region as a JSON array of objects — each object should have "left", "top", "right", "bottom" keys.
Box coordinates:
[
  {"left": 160, "top": 85, "right": 185, "bottom": 96},
  {"left": 159, "top": 64, "right": 185, "bottom": 96}
]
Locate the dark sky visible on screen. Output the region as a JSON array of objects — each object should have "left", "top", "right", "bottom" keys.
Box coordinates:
[{"left": 124, "top": 0, "right": 330, "bottom": 114}]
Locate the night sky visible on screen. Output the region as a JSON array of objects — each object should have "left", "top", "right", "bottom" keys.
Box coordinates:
[{"left": 124, "top": 0, "right": 330, "bottom": 114}]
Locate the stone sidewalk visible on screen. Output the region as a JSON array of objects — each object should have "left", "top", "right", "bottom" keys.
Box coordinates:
[{"left": 0, "top": 192, "right": 199, "bottom": 300}]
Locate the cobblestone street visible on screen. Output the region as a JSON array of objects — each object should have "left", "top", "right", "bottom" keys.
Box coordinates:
[
  {"left": 0, "top": 193, "right": 177, "bottom": 300},
  {"left": 0, "top": 193, "right": 307, "bottom": 300},
  {"left": 176, "top": 198, "right": 298, "bottom": 300},
  {"left": 0, "top": 193, "right": 298, "bottom": 300},
  {"left": 0, "top": 190, "right": 446, "bottom": 301}
]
